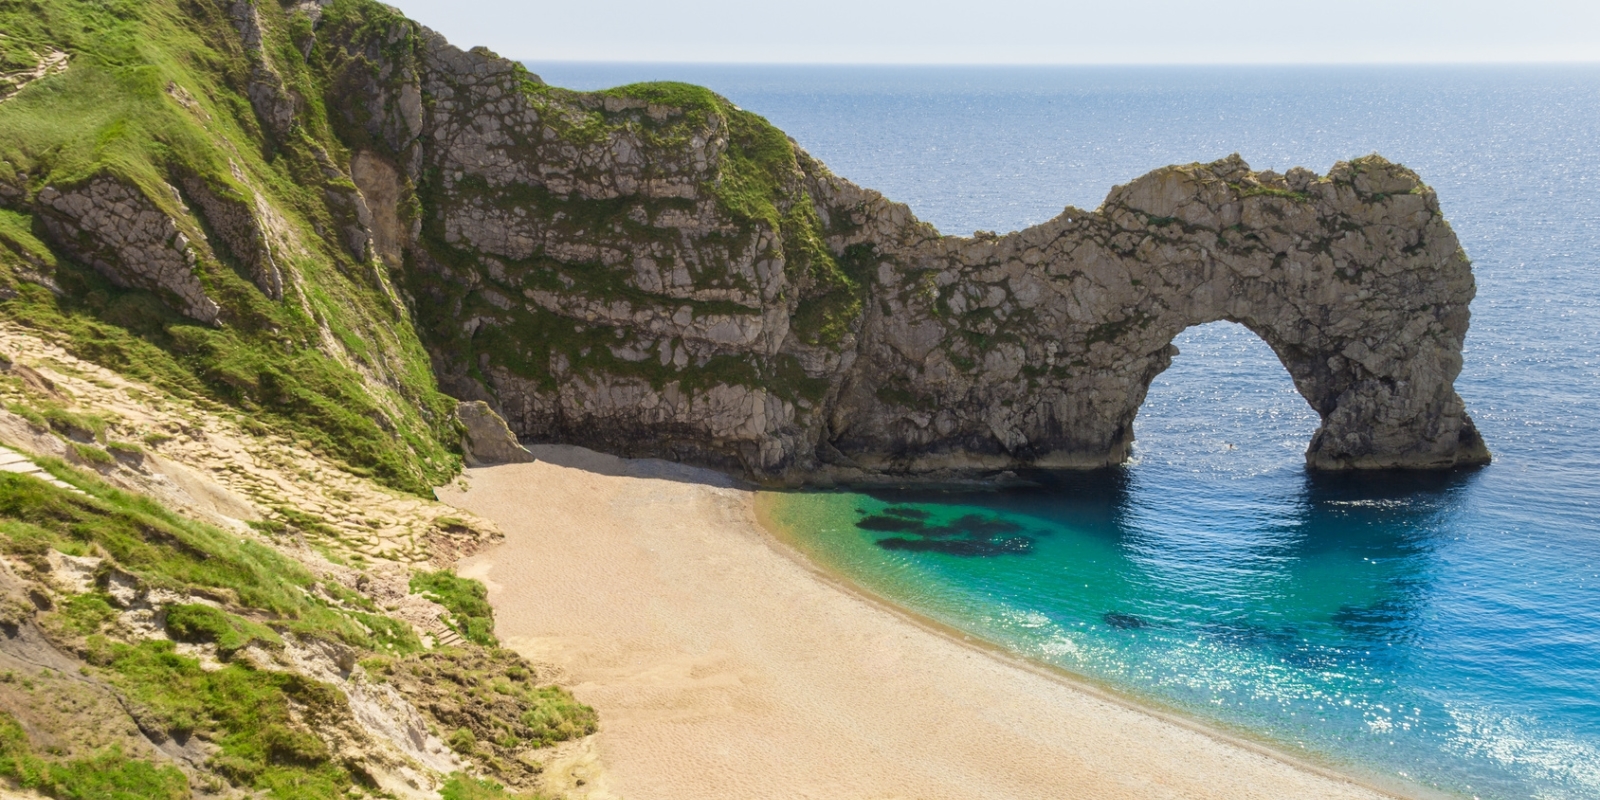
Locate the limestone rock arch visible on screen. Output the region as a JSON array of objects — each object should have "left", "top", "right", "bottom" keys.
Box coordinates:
[{"left": 824, "top": 154, "right": 1491, "bottom": 474}]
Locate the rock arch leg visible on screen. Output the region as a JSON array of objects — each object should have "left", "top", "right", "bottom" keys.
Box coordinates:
[{"left": 1119, "top": 319, "right": 1491, "bottom": 472}]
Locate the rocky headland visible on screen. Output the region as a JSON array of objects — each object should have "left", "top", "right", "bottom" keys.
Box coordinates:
[
  {"left": 324, "top": 10, "right": 1489, "bottom": 483},
  {"left": 3, "top": 1, "right": 1490, "bottom": 490}
]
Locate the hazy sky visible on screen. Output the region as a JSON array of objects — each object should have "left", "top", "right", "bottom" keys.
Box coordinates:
[{"left": 384, "top": 0, "right": 1600, "bottom": 64}]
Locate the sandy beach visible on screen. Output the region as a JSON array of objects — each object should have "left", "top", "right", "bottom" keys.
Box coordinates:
[{"left": 441, "top": 447, "right": 1400, "bottom": 800}]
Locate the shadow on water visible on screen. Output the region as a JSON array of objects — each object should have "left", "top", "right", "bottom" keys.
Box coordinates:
[
  {"left": 1291, "top": 465, "right": 1485, "bottom": 554},
  {"left": 1278, "top": 467, "right": 1485, "bottom": 659},
  {"left": 1152, "top": 466, "right": 1485, "bottom": 667}
]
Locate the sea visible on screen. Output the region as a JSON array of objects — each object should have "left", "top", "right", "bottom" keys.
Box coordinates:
[{"left": 527, "top": 62, "right": 1600, "bottom": 800}]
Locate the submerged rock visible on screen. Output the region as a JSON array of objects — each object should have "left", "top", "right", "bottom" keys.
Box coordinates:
[
  {"left": 878, "top": 535, "right": 1034, "bottom": 557},
  {"left": 1103, "top": 613, "right": 1148, "bottom": 630},
  {"left": 861, "top": 511, "right": 1035, "bottom": 556}
]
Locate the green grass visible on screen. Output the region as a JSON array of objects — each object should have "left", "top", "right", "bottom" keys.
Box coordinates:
[
  {"left": 165, "top": 603, "right": 284, "bottom": 655},
  {"left": 0, "top": 467, "right": 435, "bottom": 797},
  {"left": 599, "top": 81, "right": 721, "bottom": 113},
  {"left": 363, "top": 646, "right": 598, "bottom": 759},
  {"left": 410, "top": 569, "right": 497, "bottom": 646},
  {"left": 0, "top": 0, "right": 463, "bottom": 497},
  {"left": 0, "top": 465, "right": 594, "bottom": 793},
  {"left": 0, "top": 208, "right": 56, "bottom": 268},
  {"left": 69, "top": 441, "right": 113, "bottom": 465},
  {"left": 441, "top": 773, "right": 550, "bottom": 800},
  {"left": 0, "top": 712, "right": 190, "bottom": 800},
  {"left": 104, "top": 440, "right": 141, "bottom": 455},
  {"left": 4, "top": 271, "right": 458, "bottom": 495},
  {"left": 37, "top": 403, "right": 112, "bottom": 442},
  {"left": 94, "top": 639, "right": 352, "bottom": 798},
  {"left": 0, "top": 467, "right": 420, "bottom": 653},
  {"left": 1236, "top": 184, "right": 1310, "bottom": 202},
  {"left": 59, "top": 593, "right": 120, "bottom": 636}
]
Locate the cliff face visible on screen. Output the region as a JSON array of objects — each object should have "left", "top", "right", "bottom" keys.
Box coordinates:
[
  {"left": 0, "top": 0, "right": 1487, "bottom": 487},
  {"left": 1, "top": 9, "right": 605, "bottom": 797},
  {"left": 317, "top": 10, "right": 1488, "bottom": 481}
]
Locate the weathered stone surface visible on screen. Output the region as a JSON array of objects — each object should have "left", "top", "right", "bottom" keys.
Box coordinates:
[
  {"left": 457, "top": 401, "right": 533, "bottom": 466},
  {"left": 35, "top": 178, "right": 222, "bottom": 324},
  {"left": 221, "top": 0, "right": 298, "bottom": 140},
  {"left": 179, "top": 171, "right": 284, "bottom": 300},
  {"left": 350, "top": 150, "right": 405, "bottom": 268},
  {"left": 820, "top": 156, "right": 1489, "bottom": 474},
  {"left": 317, "top": 19, "right": 1489, "bottom": 484}
]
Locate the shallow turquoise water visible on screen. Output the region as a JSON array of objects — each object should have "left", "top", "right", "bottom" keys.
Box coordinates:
[{"left": 531, "top": 64, "right": 1600, "bottom": 799}]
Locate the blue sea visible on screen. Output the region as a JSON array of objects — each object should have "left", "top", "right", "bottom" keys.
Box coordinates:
[{"left": 529, "top": 63, "right": 1600, "bottom": 800}]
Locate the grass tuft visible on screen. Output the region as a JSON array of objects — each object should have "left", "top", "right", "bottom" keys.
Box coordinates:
[
  {"left": 410, "top": 569, "right": 497, "bottom": 646},
  {"left": 0, "top": 711, "right": 191, "bottom": 800}
]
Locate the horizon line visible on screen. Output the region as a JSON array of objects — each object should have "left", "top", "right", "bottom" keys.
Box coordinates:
[{"left": 516, "top": 58, "right": 1600, "bottom": 68}]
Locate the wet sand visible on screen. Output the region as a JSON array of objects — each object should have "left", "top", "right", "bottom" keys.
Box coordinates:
[{"left": 442, "top": 446, "right": 1398, "bottom": 800}]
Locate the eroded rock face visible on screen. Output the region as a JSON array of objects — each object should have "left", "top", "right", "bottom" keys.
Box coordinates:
[
  {"left": 221, "top": 0, "right": 298, "bottom": 141},
  {"left": 36, "top": 178, "right": 223, "bottom": 324},
  {"left": 820, "top": 157, "right": 1488, "bottom": 473},
  {"left": 179, "top": 172, "right": 285, "bottom": 300},
  {"left": 315, "top": 16, "right": 1488, "bottom": 483}
]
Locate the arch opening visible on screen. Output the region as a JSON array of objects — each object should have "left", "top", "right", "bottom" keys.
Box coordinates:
[{"left": 1130, "top": 321, "right": 1320, "bottom": 474}]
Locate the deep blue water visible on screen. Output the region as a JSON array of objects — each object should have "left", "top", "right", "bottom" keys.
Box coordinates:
[{"left": 530, "top": 63, "right": 1600, "bottom": 800}]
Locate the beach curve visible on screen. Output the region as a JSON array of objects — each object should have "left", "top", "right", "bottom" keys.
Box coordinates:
[{"left": 440, "top": 446, "right": 1407, "bottom": 800}]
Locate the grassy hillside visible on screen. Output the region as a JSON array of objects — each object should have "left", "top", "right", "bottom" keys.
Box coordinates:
[
  {"left": 0, "top": 2, "right": 627, "bottom": 795},
  {"left": 0, "top": 459, "right": 592, "bottom": 798},
  {"left": 0, "top": 0, "right": 460, "bottom": 495}
]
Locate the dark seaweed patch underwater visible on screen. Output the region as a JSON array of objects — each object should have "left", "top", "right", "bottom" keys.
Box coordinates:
[{"left": 858, "top": 507, "right": 1036, "bottom": 556}]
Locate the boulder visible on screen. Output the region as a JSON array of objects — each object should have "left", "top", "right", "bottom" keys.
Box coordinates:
[{"left": 457, "top": 401, "right": 533, "bottom": 466}]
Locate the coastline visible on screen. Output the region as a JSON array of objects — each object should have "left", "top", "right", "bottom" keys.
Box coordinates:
[
  {"left": 442, "top": 446, "right": 1427, "bottom": 800},
  {"left": 751, "top": 495, "right": 1447, "bottom": 800}
]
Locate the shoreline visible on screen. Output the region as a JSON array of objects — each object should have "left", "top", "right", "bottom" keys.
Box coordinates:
[
  {"left": 443, "top": 446, "right": 1437, "bottom": 800},
  {"left": 750, "top": 493, "right": 1443, "bottom": 800}
]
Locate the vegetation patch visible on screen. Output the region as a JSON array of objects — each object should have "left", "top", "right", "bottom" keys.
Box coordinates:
[
  {"left": 363, "top": 646, "right": 597, "bottom": 786},
  {"left": 441, "top": 772, "right": 551, "bottom": 800},
  {"left": 0, "top": 468, "right": 419, "bottom": 653},
  {"left": 165, "top": 603, "right": 284, "bottom": 656},
  {"left": 0, "top": 711, "right": 190, "bottom": 800},
  {"left": 0, "top": 0, "right": 462, "bottom": 496},
  {"left": 410, "top": 569, "right": 497, "bottom": 647},
  {"left": 1236, "top": 184, "right": 1310, "bottom": 203},
  {"left": 91, "top": 639, "right": 351, "bottom": 797}
]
